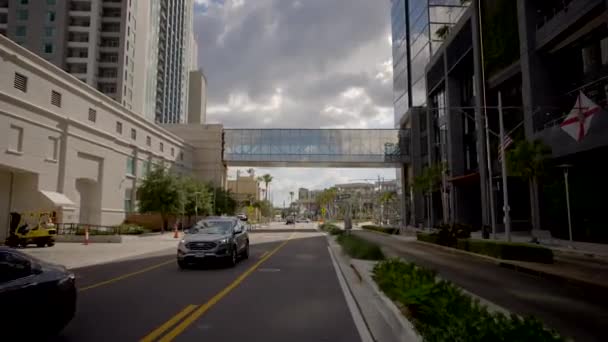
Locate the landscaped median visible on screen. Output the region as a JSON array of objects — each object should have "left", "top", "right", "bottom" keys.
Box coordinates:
[
  {"left": 361, "top": 224, "right": 400, "bottom": 235},
  {"left": 417, "top": 232, "right": 554, "bottom": 263},
  {"left": 373, "top": 259, "right": 563, "bottom": 341}
]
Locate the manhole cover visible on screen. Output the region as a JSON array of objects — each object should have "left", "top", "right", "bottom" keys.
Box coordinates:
[{"left": 258, "top": 268, "right": 281, "bottom": 272}]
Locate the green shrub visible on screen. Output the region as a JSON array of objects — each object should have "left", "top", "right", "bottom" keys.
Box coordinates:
[
  {"left": 319, "top": 223, "right": 344, "bottom": 235},
  {"left": 336, "top": 234, "right": 385, "bottom": 260},
  {"left": 436, "top": 223, "right": 472, "bottom": 246},
  {"left": 373, "top": 259, "right": 563, "bottom": 341},
  {"left": 116, "top": 223, "right": 146, "bottom": 235},
  {"left": 457, "top": 239, "right": 554, "bottom": 263},
  {"left": 416, "top": 232, "right": 440, "bottom": 244},
  {"left": 361, "top": 225, "right": 400, "bottom": 235}
]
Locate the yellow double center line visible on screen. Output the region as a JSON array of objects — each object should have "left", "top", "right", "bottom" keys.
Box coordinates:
[{"left": 140, "top": 233, "right": 294, "bottom": 342}]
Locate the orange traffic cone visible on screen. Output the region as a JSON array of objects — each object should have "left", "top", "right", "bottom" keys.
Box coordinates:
[{"left": 173, "top": 223, "right": 179, "bottom": 239}]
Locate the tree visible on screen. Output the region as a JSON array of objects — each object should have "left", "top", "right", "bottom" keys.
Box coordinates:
[
  {"left": 316, "top": 187, "right": 337, "bottom": 219},
  {"left": 181, "top": 177, "right": 212, "bottom": 221},
  {"left": 435, "top": 25, "right": 450, "bottom": 39},
  {"left": 413, "top": 163, "right": 445, "bottom": 227},
  {"left": 258, "top": 174, "right": 273, "bottom": 201},
  {"left": 506, "top": 139, "right": 551, "bottom": 229},
  {"left": 253, "top": 200, "right": 273, "bottom": 218},
  {"left": 138, "top": 165, "right": 185, "bottom": 233},
  {"left": 212, "top": 187, "right": 237, "bottom": 216}
]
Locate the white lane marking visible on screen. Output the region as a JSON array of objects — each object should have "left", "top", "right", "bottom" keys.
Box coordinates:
[{"left": 327, "top": 246, "right": 374, "bottom": 342}]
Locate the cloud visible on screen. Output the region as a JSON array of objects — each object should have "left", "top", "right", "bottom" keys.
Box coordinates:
[{"left": 193, "top": 0, "right": 399, "bottom": 205}]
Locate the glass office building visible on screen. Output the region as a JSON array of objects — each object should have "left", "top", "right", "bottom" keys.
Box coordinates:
[
  {"left": 224, "top": 129, "right": 410, "bottom": 167},
  {"left": 391, "top": 0, "right": 468, "bottom": 126}
]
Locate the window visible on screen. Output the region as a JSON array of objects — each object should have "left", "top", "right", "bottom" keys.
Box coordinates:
[
  {"left": 88, "top": 108, "right": 96, "bottom": 122},
  {"left": 44, "top": 43, "right": 53, "bottom": 54},
  {"left": 0, "top": 251, "right": 33, "bottom": 283},
  {"left": 17, "top": 9, "right": 28, "bottom": 20},
  {"left": 44, "top": 27, "right": 54, "bottom": 37},
  {"left": 47, "top": 0, "right": 56, "bottom": 5},
  {"left": 146, "top": 136, "right": 151, "bottom": 146},
  {"left": 124, "top": 188, "right": 132, "bottom": 213},
  {"left": 47, "top": 11, "right": 55, "bottom": 22},
  {"left": 179, "top": 152, "right": 183, "bottom": 161},
  {"left": 126, "top": 156, "right": 135, "bottom": 175},
  {"left": 171, "top": 147, "right": 174, "bottom": 157},
  {"left": 16, "top": 26, "right": 26, "bottom": 36},
  {"left": 14, "top": 73, "right": 27, "bottom": 92},
  {"left": 159, "top": 142, "right": 164, "bottom": 152},
  {"left": 130, "top": 128, "right": 136, "bottom": 140},
  {"left": 47, "top": 137, "right": 58, "bottom": 161},
  {"left": 116, "top": 121, "right": 123, "bottom": 134},
  {"left": 141, "top": 160, "right": 149, "bottom": 177},
  {"left": 50, "top": 90, "right": 61, "bottom": 107},
  {"left": 8, "top": 125, "right": 24, "bottom": 153}
]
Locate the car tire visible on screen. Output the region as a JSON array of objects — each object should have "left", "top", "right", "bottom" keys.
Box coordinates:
[
  {"left": 228, "top": 246, "right": 237, "bottom": 267},
  {"left": 19, "top": 239, "right": 28, "bottom": 248},
  {"left": 242, "top": 242, "right": 249, "bottom": 260},
  {"left": 47, "top": 240, "right": 55, "bottom": 247},
  {"left": 177, "top": 260, "right": 188, "bottom": 269},
  {"left": 36, "top": 241, "right": 45, "bottom": 248}
]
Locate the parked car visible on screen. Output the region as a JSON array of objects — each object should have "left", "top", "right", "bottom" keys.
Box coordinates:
[
  {"left": 0, "top": 247, "right": 76, "bottom": 339},
  {"left": 236, "top": 213, "right": 248, "bottom": 222},
  {"left": 178, "top": 217, "right": 249, "bottom": 268},
  {"left": 285, "top": 216, "right": 295, "bottom": 225}
]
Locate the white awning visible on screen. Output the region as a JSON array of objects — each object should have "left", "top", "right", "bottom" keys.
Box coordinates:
[{"left": 39, "top": 190, "right": 76, "bottom": 208}]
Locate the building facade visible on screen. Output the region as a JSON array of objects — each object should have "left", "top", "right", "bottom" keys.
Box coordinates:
[
  {"left": 226, "top": 171, "right": 260, "bottom": 205},
  {"left": 0, "top": 0, "right": 141, "bottom": 112},
  {"left": 396, "top": 0, "right": 608, "bottom": 241},
  {"left": 0, "top": 35, "right": 224, "bottom": 242},
  {"left": 155, "top": 0, "right": 194, "bottom": 124}
]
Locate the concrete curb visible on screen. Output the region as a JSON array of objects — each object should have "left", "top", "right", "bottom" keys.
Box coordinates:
[
  {"left": 410, "top": 238, "right": 608, "bottom": 292},
  {"left": 326, "top": 234, "right": 421, "bottom": 342}
]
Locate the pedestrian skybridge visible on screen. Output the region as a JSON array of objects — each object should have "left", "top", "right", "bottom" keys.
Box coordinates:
[{"left": 223, "top": 129, "right": 410, "bottom": 167}]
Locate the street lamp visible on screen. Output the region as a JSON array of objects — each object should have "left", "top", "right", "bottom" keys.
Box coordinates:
[
  {"left": 194, "top": 191, "right": 202, "bottom": 223},
  {"left": 558, "top": 164, "right": 574, "bottom": 248}
]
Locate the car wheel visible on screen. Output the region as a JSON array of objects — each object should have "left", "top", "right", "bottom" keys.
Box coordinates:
[
  {"left": 19, "top": 239, "right": 28, "bottom": 248},
  {"left": 228, "top": 247, "right": 237, "bottom": 267},
  {"left": 36, "top": 241, "right": 46, "bottom": 248},
  {"left": 177, "top": 260, "right": 188, "bottom": 269},
  {"left": 47, "top": 240, "right": 55, "bottom": 247},
  {"left": 242, "top": 242, "right": 249, "bottom": 259}
]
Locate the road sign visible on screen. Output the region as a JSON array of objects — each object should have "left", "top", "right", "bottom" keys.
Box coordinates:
[{"left": 337, "top": 194, "right": 351, "bottom": 200}]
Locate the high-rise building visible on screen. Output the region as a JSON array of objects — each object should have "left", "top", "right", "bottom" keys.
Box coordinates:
[
  {"left": 0, "top": 0, "right": 140, "bottom": 111},
  {"left": 155, "top": 0, "right": 194, "bottom": 124},
  {"left": 391, "top": 0, "right": 468, "bottom": 127},
  {"left": 0, "top": 0, "right": 197, "bottom": 123}
]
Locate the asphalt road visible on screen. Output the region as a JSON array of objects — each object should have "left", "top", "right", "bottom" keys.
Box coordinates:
[
  {"left": 51, "top": 226, "right": 362, "bottom": 342},
  {"left": 354, "top": 230, "right": 608, "bottom": 342}
]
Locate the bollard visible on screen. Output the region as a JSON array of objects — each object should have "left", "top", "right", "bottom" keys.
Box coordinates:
[{"left": 83, "top": 226, "right": 90, "bottom": 245}]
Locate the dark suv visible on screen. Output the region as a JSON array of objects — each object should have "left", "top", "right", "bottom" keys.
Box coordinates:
[{"left": 178, "top": 217, "right": 249, "bottom": 268}]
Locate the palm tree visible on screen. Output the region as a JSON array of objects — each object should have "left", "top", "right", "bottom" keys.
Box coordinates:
[
  {"left": 506, "top": 139, "right": 551, "bottom": 230},
  {"left": 259, "top": 174, "right": 273, "bottom": 201}
]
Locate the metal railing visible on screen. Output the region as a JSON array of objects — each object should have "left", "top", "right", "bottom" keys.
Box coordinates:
[{"left": 55, "top": 223, "right": 120, "bottom": 235}]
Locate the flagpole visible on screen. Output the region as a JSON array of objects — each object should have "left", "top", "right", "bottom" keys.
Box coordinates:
[{"left": 498, "top": 91, "right": 511, "bottom": 242}]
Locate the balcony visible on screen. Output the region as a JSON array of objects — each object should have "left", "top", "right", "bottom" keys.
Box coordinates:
[
  {"left": 101, "top": 23, "right": 121, "bottom": 33},
  {"left": 536, "top": 0, "right": 604, "bottom": 49},
  {"left": 70, "top": 1, "right": 92, "bottom": 11}
]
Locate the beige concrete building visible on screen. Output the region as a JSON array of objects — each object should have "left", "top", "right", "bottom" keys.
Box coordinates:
[
  {"left": 0, "top": 36, "right": 223, "bottom": 241},
  {"left": 226, "top": 171, "right": 260, "bottom": 204},
  {"left": 186, "top": 69, "right": 207, "bottom": 124}
]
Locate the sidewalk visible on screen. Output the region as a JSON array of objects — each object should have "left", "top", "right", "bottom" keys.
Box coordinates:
[
  {"left": 390, "top": 233, "right": 608, "bottom": 291},
  {"left": 471, "top": 231, "right": 608, "bottom": 259},
  {"left": 21, "top": 234, "right": 180, "bottom": 269}
]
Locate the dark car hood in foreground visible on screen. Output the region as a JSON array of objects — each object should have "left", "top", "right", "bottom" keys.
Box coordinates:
[{"left": 184, "top": 234, "right": 231, "bottom": 243}]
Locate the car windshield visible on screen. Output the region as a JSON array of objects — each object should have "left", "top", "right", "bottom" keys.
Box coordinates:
[{"left": 190, "top": 220, "right": 234, "bottom": 235}]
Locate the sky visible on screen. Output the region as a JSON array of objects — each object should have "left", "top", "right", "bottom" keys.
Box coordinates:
[{"left": 192, "top": 0, "right": 396, "bottom": 206}]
